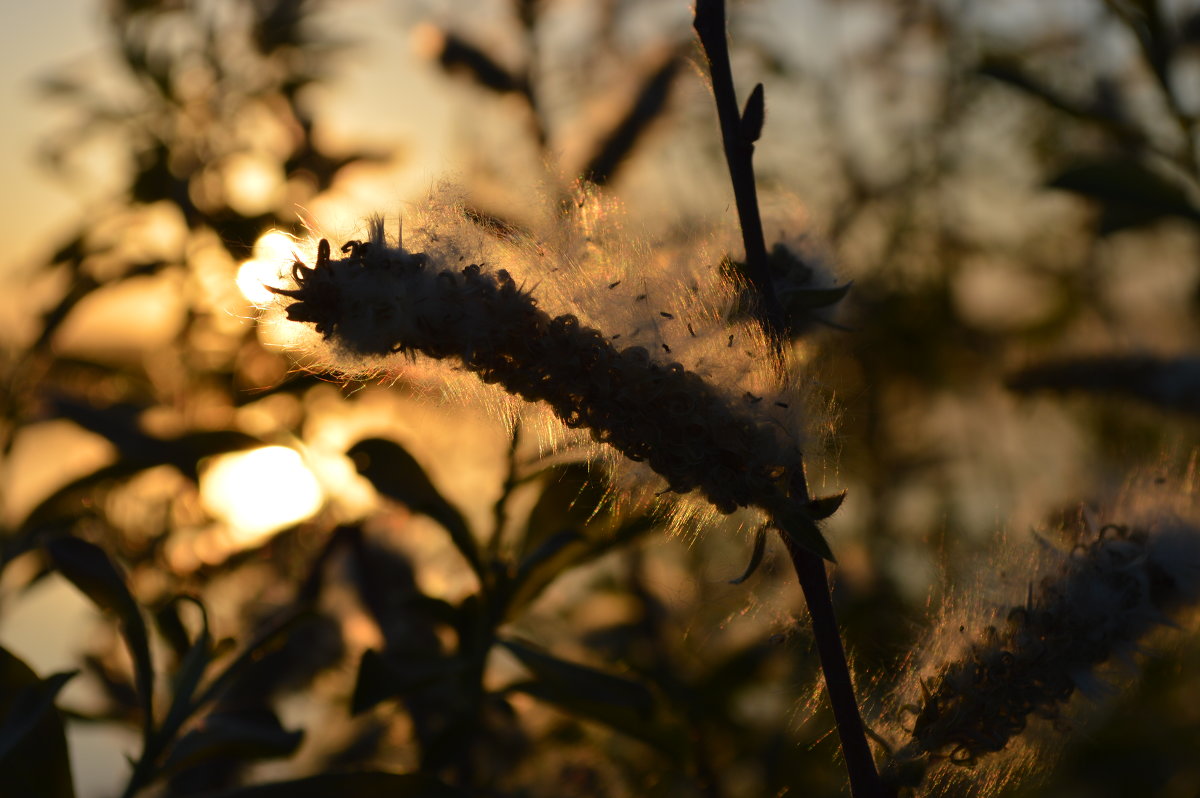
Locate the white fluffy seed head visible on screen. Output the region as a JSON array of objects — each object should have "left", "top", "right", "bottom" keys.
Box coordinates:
[
  {"left": 262, "top": 181, "right": 826, "bottom": 538},
  {"left": 874, "top": 479, "right": 1200, "bottom": 797}
]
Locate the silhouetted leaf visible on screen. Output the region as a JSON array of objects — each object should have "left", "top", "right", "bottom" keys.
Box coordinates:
[
  {"left": 82, "top": 653, "right": 140, "bottom": 719},
  {"left": 154, "top": 598, "right": 194, "bottom": 660},
  {"left": 132, "top": 142, "right": 186, "bottom": 205},
  {"left": 193, "top": 771, "right": 465, "bottom": 798},
  {"left": 697, "top": 641, "right": 777, "bottom": 708},
  {"left": 341, "top": 528, "right": 456, "bottom": 652},
  {"left": 505, "top": 514, "right": 658, "bottom": 617},
  {"left": 770, "top": 501, "right": 835, "bottom": 562},
  {"left": 807, "top": 490, "right": 847, "bottom": 521},
  {"left": 349, "top": 438, "right": 483, "bottom": 579},
  {"left": 726, "top": 244, "right": 850, "bottom": 336},
  {"left": 1007, "top": 354, "right": 1200, "bottom": 415},
  {"left": 502, "top": 637, "right": 684, "bottom": 757},
  {"left": 194, "top": 605, "right": 313, "bottom": 708},
  {"left": 159, "top": 596, "right": 215, "bottom": 743},
  {"left": 979, "top": 58, "right": 1126, "bottom": 127},
  {"left": 500, "top": 637, "right": 654, "bottom": 715},
  {"left": 162, "top": 707, "right": 302, "bottom": 774},
  {"left": 48, "top": 395, "right": 261, "bottom": 479},
  {"left": 44, "top": 536, "right": 155, "bottom": 729},
  {"left": 1047, "top": 157, "right": 1200, "bottom": 233},
  {"left": 785, "top": 282, "right": 853, "bottom": 311},
  {"left": 583, "top": 53, "right": 683, "bottom": 185},
  {"left": 516, "top": 528, "right": 585, "bottom": 584},
  {"left": 351, "top": 649, "right": 464, "bottom": 714},
  {"left": 0, "top": 647, "right": 76, "bottom": 798},
  {"left": 33, "top": 267, "right": 98, "bottom": 352},
  {"left": 18, "top": 462, "right": 155, "bottom": 539},
  {"left": 521, "top": 463, "right": 608, "bottom": 558},
  {"left": 32, "top": 244, "right": 171, "bottom": 348},
  {"left": 729, "top": 525, "right": 768, "bottom": 584},
  {"left": 739, "top": 82, "right": 765, "bottom": 144},
  {"left": 432, "top": 30, "right": 523, "bottom": 94}
]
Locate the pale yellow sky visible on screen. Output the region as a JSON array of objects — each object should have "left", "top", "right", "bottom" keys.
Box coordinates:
[
  {"left": 0, "top": 0, "right": 469, "bottom": 277},
  {"left": 0, "top": 0, "right": 99, "bottom": 271}
]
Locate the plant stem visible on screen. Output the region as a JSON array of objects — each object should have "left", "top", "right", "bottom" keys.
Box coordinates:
[
  {"left": 693, "top": 2, "right": 884, "bottom": 796},
  {"left": 692, "top": 0, "right": 785, "bottom": 337},
  {"left": 780, "top": 528, "right": 884, "bottom": 798}
]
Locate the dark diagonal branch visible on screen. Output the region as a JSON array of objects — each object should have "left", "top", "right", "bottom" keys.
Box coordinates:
[{"left": 693, "top": 3, "right": 884, "bottom": 797}]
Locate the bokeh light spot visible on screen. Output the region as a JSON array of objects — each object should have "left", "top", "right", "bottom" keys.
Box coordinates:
[
  {"left": 237, "top": 230, "right": 301, "bottom": 305},
  {"left": 223, "top": 152, "right": 285, "bottom": 216},
  {"left": 200, "top": 446, "right": 323, "bottom": 546}
]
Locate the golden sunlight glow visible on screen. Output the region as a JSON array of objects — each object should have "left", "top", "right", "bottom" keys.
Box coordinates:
[
  {"left": 237, "top": 230, "right": 302, "bottom": 305},
  {"left": 223, "top": 152, "right": 285, "bottom": 217},
  {"left": 199, "top": 445, "right": 324, "bottom": 546}
]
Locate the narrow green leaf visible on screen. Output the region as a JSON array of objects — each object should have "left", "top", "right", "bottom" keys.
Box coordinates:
[
  {"left": 44, "top": 537, "right": 155, "bottom": 734},
  {"left": 729, "top": 525, "right": 769, "bottom": 584},
  {"left": 0, "top": 647, "right": 77, "bottom": 798}
]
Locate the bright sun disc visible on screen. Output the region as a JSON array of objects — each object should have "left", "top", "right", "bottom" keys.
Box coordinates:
[{"left": 200, "top": 445, "right": 324, "bottom": 546}]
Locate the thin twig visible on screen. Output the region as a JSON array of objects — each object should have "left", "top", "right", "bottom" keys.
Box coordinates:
[
  {"left": 693, "top": 2, "right": 884, "bottom": 796},
  {"left": 782, "top": 523, "right": 885, "bottom": 798},
  {"left": 692, "top": 0, "right": 785, "bottom": 339}
]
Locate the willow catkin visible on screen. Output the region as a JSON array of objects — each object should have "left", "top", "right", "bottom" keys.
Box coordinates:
[
  {"left": 267, "top": 213, "right": 832, "bottom": 558},
  {"left": 882, "top": 515, "right": 1200, "bottom": 794}
]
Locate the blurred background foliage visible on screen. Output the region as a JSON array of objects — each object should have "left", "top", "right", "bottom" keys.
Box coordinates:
[{"left": 2, "top": 0, "right": 1200, "bottom": 796}]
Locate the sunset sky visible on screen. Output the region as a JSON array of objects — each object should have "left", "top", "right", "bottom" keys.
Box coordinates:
[
  {"left": 0, "top": 0, "right": 469, "bottom": 275},
  {"left": 1, "top": 0, "right": 96, "bottom": 269}
]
